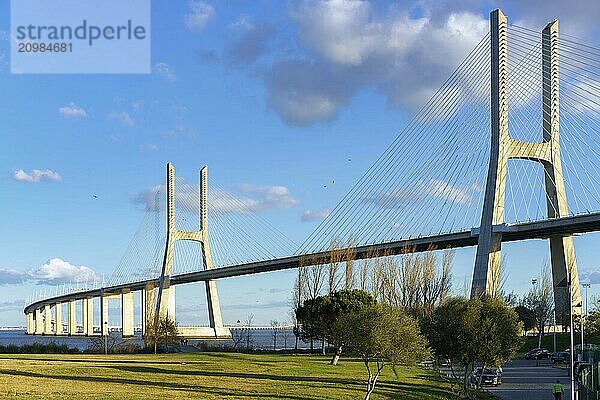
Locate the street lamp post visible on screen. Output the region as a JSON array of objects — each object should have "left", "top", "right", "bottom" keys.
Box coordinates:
[
  {"left": 553, "top": 307, "right": 557, "bottom": 353},
  {"left": 582, "top": 282, "right": 591, "bottom": 362},
  {"left": 532, "top": 278, "right": 541, "bottom": 347},
  {"left": 104, "top": 321, "right": 108, "bottom": 355},
  {"left": 569, "top": 275, "right": 575, "bottom": 400}
]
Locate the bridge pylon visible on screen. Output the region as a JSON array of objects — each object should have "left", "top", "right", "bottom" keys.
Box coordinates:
[
  {"left": 471, "top": 9, "right": 582, "bottom": 315},
  {"left": 151, "top": 163, "right": 230, "bottom": 338}
]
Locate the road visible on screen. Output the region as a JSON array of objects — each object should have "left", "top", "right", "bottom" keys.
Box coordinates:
[{"left": 489, "top": 359, "right": 571, "bottom": 400}]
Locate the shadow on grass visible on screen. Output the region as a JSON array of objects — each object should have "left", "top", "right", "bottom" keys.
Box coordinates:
[
  {"left": 0, "top": 356, "right": 456, "bottom": 400},
  {"left": 107, "top": 364, "right": 453, "bottom": 399},
  {"left": 0, "top": 369, "right": 314, "bottom": 400}
]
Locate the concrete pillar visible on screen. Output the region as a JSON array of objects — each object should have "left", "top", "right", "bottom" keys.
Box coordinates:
[
  {"left": 43, "top": 304, "right": 52, "bottom": 335},
  {"left": 541, "top": 20, "right": 582, "bottom": 315},
  {"left": 55, "top": 303, "right": 63, "bottom": 335},
  {"left": 101, "top": 295, "right": 109, "bottom": 336},
  {"left": 34, "top": 308, "right": 43, "bottom": 334},
  {"left": 83, "top": 298, "right": 94, "bottom": 336},
  {"left": 68, "top": 300, "right": 77, "bottom": 335},
  {"left": 121, "top": 291, "right": 134, "bottom": 337},
  {"left": 472, "top": 9, "right": 508, "bottom": 298},
  {"left": 142, "top": 283, "right": 155, "bottom": 336},
  {"left": 26, "top": 313, "right": 34, "bottom": 334}
]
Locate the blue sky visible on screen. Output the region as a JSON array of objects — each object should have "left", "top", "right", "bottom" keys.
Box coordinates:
[{"left": 1, "top": 0, "right": 600, "bottom": 327}]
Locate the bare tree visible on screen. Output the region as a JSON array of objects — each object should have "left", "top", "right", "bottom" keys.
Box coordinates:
[
  {"left": 282, "top": 326, "right": 290, "bottom": 350},
  {"left": 358, "top": 252, "right": 375, "bottom": 292},
  {"left": 524, "top": 264, "right": 554, "bottom": 348},
  {"left": 439, "top": 249, "right": 454, "bottom": 303},
  {"left": 373, "top": 247, "right": 454, "bottom": 319},
  {"left": 244, "top": 313, "right": 254, "bottom": 351},
  {"left": 328, "top": 239, "right": 344, "bottom": 294},
  {"left": 306, "top": 263, "right": 326, "bottom": 300},
  {"left": 271, "top": 320, "right": 280, "bottom": 351},
  {"left": 370, "top": 251, "right": 388, "bottom": 300},
  {"left": 345, "top": 238, "right": 356, "bottom": 289}
]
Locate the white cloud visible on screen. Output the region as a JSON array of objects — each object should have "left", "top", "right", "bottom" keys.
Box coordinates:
[
  {"left": 0, "top": 299, "right": 24, "bottom": 312},
  {"left": 0, "top": 268, "right": 28, "bottom": 285},
  {"left": 30, "top": 258, "right": 101, "bottom": 285},
  {"left": 162, "top": 124, "right": 196, "bottom": 138},
  {"left": 370, "top": 179, "right": 482, "bottom": 208},
  {"left": 152, "top": 63, "right": 177, "bottom": 81},
  {"left": 226, "top": 15, "right": 276, "bottom": 66},
  {"left": 301, "top": 209, "right": 331, "bottom": 222},
  {"left": 427, "top": 179, "right": 482, "bottom": 205},
  {"left": 130, "top": 185, "right": 164, "bottom": 212},
  {"left": 13, "top": 168, "right": 62, "bottom": 183},
  {"left": 58, "top": 102, "right": 88, "bottom": 118},
  {"left": 140, "top": 143, "right": 158, "bottom": 151},
  {"left": 238, "top": 184, "right": 300, "bottom": 210},
  {"left": 108, "top": 111, "right": 135, "bottom": 127},
  {"left": 252, "top": 1, "right": 489, "bottom": 126},
  {"left": 130, "top": 183, "right": 299, "bottom": 214},
  {"left": 0, "top": 258, "right": 101, "bottom": 286},
  {"left": 184, "top": 1, "right": 215, "bottom": 32}
]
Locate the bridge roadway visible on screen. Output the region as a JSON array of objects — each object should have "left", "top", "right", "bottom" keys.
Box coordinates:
[{"left": 23, "top": 212, "right": 600, "bottom": 314}]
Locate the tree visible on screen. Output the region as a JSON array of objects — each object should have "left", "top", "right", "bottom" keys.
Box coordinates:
[
  {"left": 339, "top": 305, "right": 429, "bottom": 400},
  {"left": 296, "top": 289, "right": 376, "bottom": 365},
  {"left": 429, "top": 297, "right": 522, "bottom": 394},
  {"left": 585, "top": 310, "right": 600, "bottom": 336},
  {"left": 344, "top": 238, "right": 356, "bottom": 289},
  {"left": 271, "top": 320, "right": 280, "bottom": 350},
  {"left": 244, "top": 313, "right": 254, "bottom": 351},
  {"left": 291, "top": 268, "right": 307, "bottom": 351},
  {"left": 231, "top": 313, "right": 254, "bottom": 352},
  {"left": 374, "top": 248, "right": 453, "bottom": 320},
  {"left": 144, "top": 316, "right": 180, "bottom": 354},
  {"left": 514, "top": 305, "right": 536, "bottom": 332},
  {"left": 523, "top": 266, "right": 554, "bottom": 347}
]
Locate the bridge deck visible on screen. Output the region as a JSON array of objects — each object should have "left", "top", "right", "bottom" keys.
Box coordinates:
[{"left": 23, "top": 212, "right": 600, "bottom": 314}]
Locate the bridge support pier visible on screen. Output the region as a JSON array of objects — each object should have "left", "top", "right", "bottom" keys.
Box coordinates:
[
  {"left": 68, "top": 300, "right": 77, "bottom": 335},
  {"left": 153, "top": 164, "right": 230, "bottom": 339},
  {"left": 142, "top": 283, "right": 155, "bottom": 336},
  {"left": 121, "top": 291, "right": 134, "bottom": 337},
  {"left": 26, "top": 312, "right": 34, "bottom": 334},
  {"left": 55, "top": 303, "right": 63, "bottom": 335},
  {"left": 34, "top": 308, "right": 42, "bottom": 334},
  {"left": 43, "top": 304, "right": 52, "bottom": 335},
  {"left": 83, "top": 298, "right": 94, "bottom": 336},
  {"left": 471, "top": 9, "right": 581, "bottom": 314}
]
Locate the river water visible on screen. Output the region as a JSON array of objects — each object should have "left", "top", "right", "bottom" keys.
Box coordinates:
[{"left": 0, "top": 329, "right": 312, "bottom": 352}]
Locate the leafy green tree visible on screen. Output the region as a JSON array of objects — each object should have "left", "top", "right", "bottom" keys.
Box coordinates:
[
  {"left": 585, "top": 310, "right": 600, "bottom": 336},
  {"left": 144, "top": 316, "right": 180, "bottom": 354},
  {"left": 339, "top": 305, "right": 429, "bottom": 400},
  {"left": 514, "top": 305, "right": 536, "bottom": 332},
  {"left": 429, "top": 297, "right": 522, "bottom": 394},
  {"left": 296, "top": 289, "right": 375, "bottom": 364}
]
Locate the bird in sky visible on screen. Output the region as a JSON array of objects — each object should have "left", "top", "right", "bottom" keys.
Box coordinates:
[{"left": 92, "top": 194, "right": 98, "bottom": 199}]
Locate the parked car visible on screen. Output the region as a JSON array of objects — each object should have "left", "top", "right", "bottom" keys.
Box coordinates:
[
  {"left": 525, "top": 348, "right": 550, "bottom": 359},
  {"left": 551, "top": 352, "right": 569, "bottom": 363},
  {"left": 472, "top": 367, "right": 502, "bottom": 386},
  {"left": 437, "top": 357, "right": 451, "bottom": 367},
  {"left": 533, "top": 349, "right": 551, "bottom": 359}
]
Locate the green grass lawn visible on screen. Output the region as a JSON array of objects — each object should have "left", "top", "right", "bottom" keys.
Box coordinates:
[
  {"left": 0, "top": 352, "right": 473, "bottom": 399},
  {"left": 520, "top": 332, "right": 600, "bottom": 354}
]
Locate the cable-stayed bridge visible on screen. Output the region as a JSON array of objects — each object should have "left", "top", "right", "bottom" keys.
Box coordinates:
[{"left": 23, "top": 9, "right": 600, "bottom": 339}]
